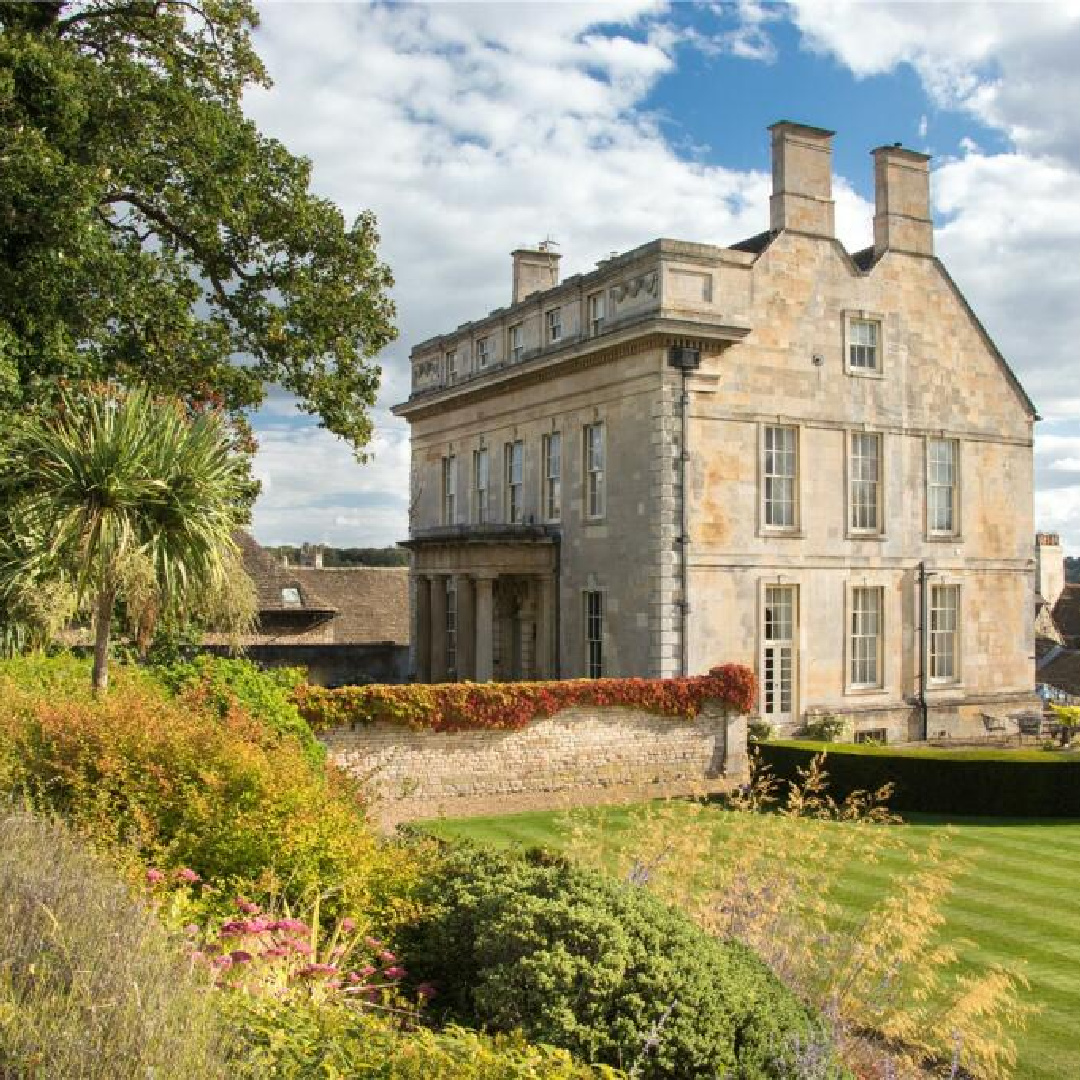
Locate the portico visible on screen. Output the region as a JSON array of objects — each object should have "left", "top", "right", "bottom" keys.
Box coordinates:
[{"left": 404, "top": 526, "right": 559, "bottom": 683}]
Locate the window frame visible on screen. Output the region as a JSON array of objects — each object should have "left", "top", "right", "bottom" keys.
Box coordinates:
[
  {"left": 760, "top": 423, "right": 800, "bottom": 533},
  {"left": 847, "top": 584, "right": 885, "bottom": 692},
  {"left": 446, "top": 578, "right": 457, "bottom": 680},
  {"left": 926, "top": 437, "right": 961, "bottom": 539},
  {"left": 445, "top": 348, "right": 458, "bottom": 384},
  {"left": 760, "top": 582, "right": 798, "bottom": 722},
  {"left": 583, "top": 421, "right": 606, "bottom": 521},
  {"left": 928, "top": 582, "right": 962, "bottom": 686},
  {"left": 844, "top": 312, "right": 884, "bottom": 377},
  {"left": 584, "top": 589, "right": 603, "bottom": 678},
  {"left": 508, "top": 322, "right": 524, "bottom": 362},
  {"left": 473, "top": 447, "right": 489, "bottom": 525},
  {"left": 504, "top": 439, "right": 524, "bottom": 525},
  {"left": 442, "top": 454, "right": 457, "bottom": 525},
  {"left": 588, "top": 292, "right": 606, "bottom": 337},
  {"left": 546, "top": 307, "right": 562, "bottom": 344},
  {"left": 847, "top": 430, "right": 885, "bottom": 537},
  {"left": 542, "top": 431, "right": 562, "bottom": 522},
  {"left": 475, "top": 336, "right": 490, "bottom": 369}
]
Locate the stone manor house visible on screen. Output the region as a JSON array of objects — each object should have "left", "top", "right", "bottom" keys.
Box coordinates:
[{"left": 393, "top": 121, "right": 1040, "bottom": 741}]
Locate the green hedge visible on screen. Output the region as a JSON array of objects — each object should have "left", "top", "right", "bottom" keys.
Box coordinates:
[{"left": 759, "top": 741, "right": 1080, "bottom": 817}]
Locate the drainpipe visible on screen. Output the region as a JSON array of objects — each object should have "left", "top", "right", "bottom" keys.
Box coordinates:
[
  {"left": 668, "top": 344, "right": 701, "bottom": 677},
  {"left": 917, "top": 560, "right": 929, "bottom": 740}
]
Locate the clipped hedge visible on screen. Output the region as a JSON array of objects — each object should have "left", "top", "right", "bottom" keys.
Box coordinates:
[
  {"left": 294, "top": 665, "right": 756, "bottom": 734},
  {"left": 760, "top": 740, "right": 1080, "bottom": 817},
  {"left": 400, "top": 845, "right": 821, "bottom": 1079}
]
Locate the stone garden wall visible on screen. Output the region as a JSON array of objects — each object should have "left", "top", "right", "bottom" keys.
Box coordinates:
[{"left": 321, "top": 700, "right": 747, "bottom": 826}]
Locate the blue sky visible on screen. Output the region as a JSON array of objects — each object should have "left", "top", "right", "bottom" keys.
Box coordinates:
[{"left": 242, "top": 1, "right": 1080, "bottom": 554}]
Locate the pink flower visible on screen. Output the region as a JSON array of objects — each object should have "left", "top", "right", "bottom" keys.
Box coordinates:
[
  {"left": 219, "top": 920, "right": 250, "bottom": 937},
  {"left": 235, "top": 898, "right": 260, "bottom": 915},
  {"left": 364, "top": 936, "right": 382, "bottom": 950},
  {"left": 297, "top": 962, "right": 338, "bottom": 979},
  {"left": 262, "top": 946, "right": 290, "bottom": 959},
  {"left": 183, "top": 924, "right": 199, "bottom": 937},
  {"left": 416, "top": 982, "right": 437, "bottom": 1000},
  {"left": 273, "top": 918, "right": 309, "bottom": 934},
  {"left": 287, "top": 939, "right": 313, "bottom": 955},
  {"left": 378, "top": 950, "right": 396, "bottom": 964},
  {"left": 213, "top": 955, "right": 233, "bottom": 970},
  {"left": 341, "top": 917, "right": 356, "bottom": 933},
  {"left": 176, "top": 868, "right": 201, "bottom": 885},
  {"left": 383, "top": 965, "right": 405, "bottom": 980},
  {"left": 357, "top": 964, "right": 376, "bottom": 979},
  {"left": 229, "top": 950, "right": 253, "bottom": 964},
  {"left": 146, "top": 868, "right": 165, "bottom": 885}
]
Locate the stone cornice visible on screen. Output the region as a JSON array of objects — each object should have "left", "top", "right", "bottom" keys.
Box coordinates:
[{"left": 393, "top": 315, "right": 749, "bottom": 421}]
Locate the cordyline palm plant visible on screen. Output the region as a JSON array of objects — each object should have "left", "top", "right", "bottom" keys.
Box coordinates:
[{"left": 0, "top": 385, "right": 251, "bottom": 692}]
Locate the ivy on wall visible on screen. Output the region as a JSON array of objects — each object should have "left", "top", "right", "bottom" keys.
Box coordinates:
[{"left": 294, "top": 665, "right": 757, "bottom": 734}]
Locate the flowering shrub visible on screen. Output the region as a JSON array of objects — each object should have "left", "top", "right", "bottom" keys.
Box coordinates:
[
  {"left": 179, "top": 893, "right": 430, "bottom": 1011},
  {"left": 295, "top": 664, "right": 756, "bottom": 734}
]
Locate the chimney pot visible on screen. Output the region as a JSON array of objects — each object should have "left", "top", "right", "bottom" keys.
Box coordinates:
[
  {"left": 1035, "top": 531, "right": 1064, "bottom": 608},
  {"left": 768, "top": 121, "right": 835, "bottom": 238},
  {"left": 872, "top": 144, "right": 933, "bottom": 258}
]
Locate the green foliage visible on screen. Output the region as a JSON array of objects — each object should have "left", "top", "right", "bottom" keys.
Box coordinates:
[
  {"left": 0, "top": 810, "right": 235, "bottom": 1078},
  {"left": 760, "top": 741, "right": 1080, "bottom": 816},
  {"left": 802, "top": 714, "right": 847, "bottom": 742},
  {"left": 0, "top": 384, "right": 254, "bottom": 689},
  {"left": 157, "top": 654, "right": 323, "bottom": 767},
  {"left": 401, "top": 845, "right": 818, "bottom": 1079},
  {"left": 0, "top": 2, "right": 395, "bottom": 450},
  {"left": 0, "top": 655, "right": 422, "bottom": 932},
  {"left": 227, "top": 997, "right": 620, "bottom": 1079},
  {"left": 748, "top": 718, "right": 774, "bottom": 743},
  {"left": 295, "top": 666, "right": 758, "bottom": 734}
]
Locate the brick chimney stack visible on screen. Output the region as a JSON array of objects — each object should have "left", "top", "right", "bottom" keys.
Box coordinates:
[
  {"left": 511, "top": 241, "right": 561, "bottom": 304},
  {"left": 872, "top": 144, "right": 933, "bottom": 258},
  {"left": 1036, "top": 532, "right": 1064, "bottom": 608},
  {"left": 768, "top": 121, "right": 835, "bottom": 238}
]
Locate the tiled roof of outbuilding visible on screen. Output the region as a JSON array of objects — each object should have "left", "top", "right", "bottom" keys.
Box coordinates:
[
  {"left": 288, "top": 566, "right": 409, "bottom": 645},
  {"left": 1038, "top": 648, "right": 1080, "bottom": 699},
  {"left": 234, "top": 532, "right": 337, "bottom": 615}
]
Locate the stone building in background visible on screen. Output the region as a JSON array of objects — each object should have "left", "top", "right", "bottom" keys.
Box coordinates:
[{"left": 394, "top": 121, "right": 1040, "bottom": 741}]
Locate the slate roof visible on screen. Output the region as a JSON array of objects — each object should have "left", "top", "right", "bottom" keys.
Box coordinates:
[
  {"left": 234, "top": 532, "right": 336, "bottom": 616},
  {"left": 1052, "top": 584, "right": 1080, "bottom": 646},
  {"left": 289, "top": 566, "right": 410, "bottom": 645}
]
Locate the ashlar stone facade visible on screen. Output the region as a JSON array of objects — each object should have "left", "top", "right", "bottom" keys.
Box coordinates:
[{"left": 393, "top": 121, "right": 1040, "bottom": 741}]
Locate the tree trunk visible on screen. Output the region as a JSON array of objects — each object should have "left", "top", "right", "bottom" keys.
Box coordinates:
[{"left": 91, "top": 587, "right": 114, "bottom": 695}]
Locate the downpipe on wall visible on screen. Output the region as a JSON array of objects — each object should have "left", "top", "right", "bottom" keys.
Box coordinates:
[{"left": 668, "top": 344, "right": 702, "bottom": 678}]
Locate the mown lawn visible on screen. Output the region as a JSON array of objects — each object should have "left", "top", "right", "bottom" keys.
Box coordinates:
[{"left": 422, "top": 806, "right": 1080, "bottom": 1080}]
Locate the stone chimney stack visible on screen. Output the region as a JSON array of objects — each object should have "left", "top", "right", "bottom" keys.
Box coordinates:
[
  {"left": 768, "top": 121, "right": 835, "bottom": 238},
  {"left": 511, "top": 242, "right": 561, "bottom": 304},
  {"left": 872, "top": 144, "right": 933, "bottom": 258},
  {"left": 1036, "top": 532, "right": 1064, "bottom": 608}
]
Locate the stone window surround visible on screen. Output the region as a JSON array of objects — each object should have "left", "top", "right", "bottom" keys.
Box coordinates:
[
  {"left": 845, "top": 428, "right": 886, "bottom": 539},
  {"left": 473, "top": 445, "right": 490, "bottom": 525},
  {"left": 442, "top": 453, "right": 457, "bottom": 526},
  {"left": 843, "top": 309, "right": 885, "bottom": 379},
  {"left": 925, "top": 435, "right": 963, "bottom": 542},
  {"left": 846, "top": 582, "right": 886, "bottom": 694},
  {"left": 542, "top": 430, "right": 562, "bottom": 523},
  {"left": 926, "top": 577, "right": 964, "bottom": 689},
  {"left": 758, "top": 421, "right": 802, "bottom": 536},
  {"left": 508, "top": 322, "right": 524, "bottom": 362},
  {"left": 758, "top": 576, "right": 800, "bottom": 722},
  {"left": 546, "top": 307, "right": 563, "bottom": 344},
  {"left": 504, "top": 438, "right": 524, "bottom": 524},
  {"left": 588, "top": 291, "right": 606, "bottom": 337}
]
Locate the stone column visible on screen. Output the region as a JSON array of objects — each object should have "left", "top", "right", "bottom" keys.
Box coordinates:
[
  {"left": 535, "top": 573, "right": 556, "bottom": 678},
  {"left": 474, "top": 575, "right": 495, "bottom": 682},
  {"left": 455, "top": 574, "right": 476, "bottom": 681},
  {"left": 414, "top": 574, "right": 431, "bottom": 683},
  {"left": 429, "top": 574, "right": 449, "bottom": 683}
]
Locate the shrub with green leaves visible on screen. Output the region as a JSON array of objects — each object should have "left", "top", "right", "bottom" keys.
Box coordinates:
[
  {"left": 156, "top": 654, "right": 324, "bottom": 766},
  {"left": 228, "top": 997, "right": 622, "bottom": 1079},
  {"left": 401, "top": 845, "right": 821, "bottom": 1079}
]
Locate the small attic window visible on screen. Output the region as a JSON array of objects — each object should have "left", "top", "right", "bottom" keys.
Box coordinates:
[{"left": 281, "top": 587, "right": 301, "bottom": 608}]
